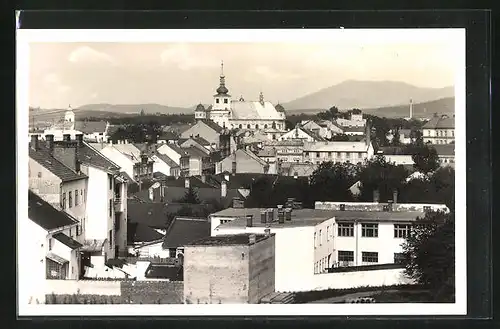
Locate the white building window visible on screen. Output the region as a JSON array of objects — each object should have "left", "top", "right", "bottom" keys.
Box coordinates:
[
  {"left": 338, "top": 223, "right": 354, "bottom": 237},
  {"left": 314, "top": 232, "right": 317, "bottom": 248},
  {"left": 362, "top": 251, "right": 378, "bottom": 263},
  {"left": 338, "top": 250, "right": 354, "bottom": 263},
  {"left": 326, "top": 226, "right": 330, "bottom": 241},
  {"left": 319, "top": 229, "right": 322, "bottom": 246},
  {"left": 361, "top": 223, "right": 378, "bottom": 237},
  {"left": 394, "top": 224, "right": 411, "bottom": 238}
]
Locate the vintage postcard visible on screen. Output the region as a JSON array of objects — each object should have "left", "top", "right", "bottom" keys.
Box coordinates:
[{"left": 17, "top": 28, "right": 466, "bottom": 316}]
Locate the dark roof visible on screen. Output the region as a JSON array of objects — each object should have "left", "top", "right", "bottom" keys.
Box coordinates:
[
  {"left": 162, "top": 217, "right": 210, "bottom": 249},
  {"left": 162, "top": 143, "right": 189, "bottom": 157},
  {"left": 119, "top": 171, "right": 134, "bottom": 182},
  {"left": 184, "top": 146, "right": 209, "bottom": 159},
  {"left": 154, "top": 152, "right": 179, "bottom": 168},
  {"left": 53, "top": 232, "right": 83, "bottom": 250},
  {"left": 302, "top": 128, "right": 325, "bottom": 141},
  {"left": 422, "top": 115, "right": 455, "bottom": 129},
  {"left": 127, "top": 201, "right": 175, "bottom": 228},
  {"left": 127, "top": 222, "right": 165, "bottom": 244},
  {"left": 158, "top": 131, "right": 179, "bottom": 140},
  {"left": 200, "top": 120, "right": 224, "bottom": 133},
  {"left": 54, "top": 141, "right": 120, "bottom": 172},
  {"left": 187, "top": 233, "right": 271, "bottom": 246},
  {"left": 379, "top": 146, "right": 410, "bottom": 155},
  {"left": 429, "top": 144, "right": 455, "bottom": 156},
  {"left": 195, "top": 103, "right": 205, "bottom": 111},
  {"left": 275, "top": 103, "right": 285, "bottom": 112},
  {"left": 144, "top": 264, "right": 183, "bottom": 280},
  {"left": 74, "top": 121, "right": 107, "bottom": 134},
  {"left": 29, "top": 145, "right": 87, "bottom": 182},
  {"left": 28, "top": 190, "right": 78, "bottom": 231},
  {"left": 191, "top": 135, "right": 211, "bottom": 146}
]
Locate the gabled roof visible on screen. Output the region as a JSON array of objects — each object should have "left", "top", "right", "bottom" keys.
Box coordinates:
[
  {"left": 52, "top": 141, "right": 121, "bottom": 173},
  {"left": 28, "top": 190, "right": 78, "bottom": 231},
  {"left": 162, "top": 217, "right": 211, "bottom": 249},
  {"left": 422, "top": 115, "right": 455, "bottom": 129},
  {"left": 159, "top": 143, "right": 190, "bottom": 157},
  {"left": 230, "top": 100, "right": 283, "bottom": 120},
  {"left": 153, "top": 153, "right": 179, "bottom": 168},
  {"left": 74, "top": 121, "right": 107, "bottom": 134},
  {"left": 127, "top": 222, "right": 165, "bottom": 244},
  {"left": 29, "top": 145, "right": 87, "bottom": 182},
  {"left": 53, "top": 232, "right": 83, "bottom": 250},
  {"left": 199, "top": 120, "right": 224, "bottom": 133},
  {"left": 239, "top": 149, "right": 268, "bottom": 166},
  {"left": 302, "top": 128, "right": 325, "bottom": 141},
  {"left": 184, "top": 146, "right": 209, "bottom": 159},
  {"left": 191, "top": 135, "right": 211, "bottom": 146}
]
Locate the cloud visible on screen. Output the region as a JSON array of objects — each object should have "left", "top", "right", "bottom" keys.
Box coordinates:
[
  {"left": 160, "top": 44, "right": 218, "bottom": 70},
  {"left": 246, "top": 65, "right": 300, "bottom": 82},
  {"left": 68, "top": 46, "right": 117, "bottom": 65},
  {"left": 43, "top": 73, "right": 71, "bottom": 94}
]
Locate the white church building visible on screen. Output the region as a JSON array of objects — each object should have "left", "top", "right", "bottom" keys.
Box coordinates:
[{"left": 194, "top": 61, "right": 287, "bottom": 132}]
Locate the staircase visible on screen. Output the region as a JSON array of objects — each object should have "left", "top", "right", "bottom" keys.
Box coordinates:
[{"left": 260, "top": 292, "right": 295, "bottom": 304}]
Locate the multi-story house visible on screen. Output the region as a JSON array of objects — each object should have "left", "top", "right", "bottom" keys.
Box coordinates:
[
  {"left": 279, "top": 125, "right": 324, "bottom": 142},
  {"left": 180, "top": 119, "right": 224, "bottom": 147},
  {"left": 21, "top": 190, "right": 82, "bottom": 304},
  {"left": 303, "top": 140, "right": 375, "bottom": 165},
  {"left": 157, "top": 143, "right": 189, "bottom": 166},
  {"left": 179, "top": 135, "right": 213, "bottom": 154},
  {"left": 216, "top": 149, "right": 270, "bottom": 175},
  {"left": 29, "top": 134, "right": 88, "bottom": 243},
  {"left": 261, "top": 140, "right": 305, "bottom": 164},
  {"left": 422, "top": 114, "right": 455, "bottom": 144},
  {"left": 184, "top": 147, "right": 214, "bottom": 176}
]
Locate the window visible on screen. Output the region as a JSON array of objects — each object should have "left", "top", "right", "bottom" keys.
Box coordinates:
[
  {"left": 358, "top": 152, "right": 363, "bottom": 159},
  {"left": 394, "top": 253, "right": 405, "bottom": 264},
  {"left": 247, "top": 124, "right": 251, "bottom": 129},
  {"left": 109, "top": 175, "right": 113, "bottom": 190},
  {"left": 239, "top": 124, "right": 242, "bottom": 129},
  {"left": 61, "top": 192, "right": 66, "bottom": 210},
  {"left": 361, "top": 223, "right": 378, "bottom": 237},
  {"left": 68, "top": 191, "right": 72, "bottom": 208},
  {"left": 109, "top": 199, "right": 113, "bottom": 217},
  {"left": 394, "top": 224, "right": 411, "bottom": 238},
  {"left": 37, "top": 171, "right": 42, "bottom": 178},
  {"left": 316, "top": 152, "right": 320, "bottom": 158},
  {"left": 304, "top": 152, "right": 309, "bottom": 157},
  {"left": 75, "top": 189, "right": 79, "bottom": 206},
  {"left": 362, "top": 251, "right": 378, "bottom": 263},
  {"left": 319, "top": 229, "right": 322, "bottom": 246},
  {"left": 216, "top": 99, "right": 220, "bottom": 104},
  {"left": 76, "top": 225, "right": 80, "bottom": 236},
  {"left": 224, "top": 98, "right": 228, "bottom": 104},
  {"left": 69, "top": 228, "right": 72, "bottom": 237},
  {"left": 169, "top": 249, "right": 176, "bottom": 258},
  {"left": 48, "top": 238, "right": 53, "bottom": 251},
  {"left": 264, "top": 124, "right": 268, "bottom": 129},
  {"left": 326, "top": 226, "right": 330, "bottom": 241},
  {"left": 336, "top": 152, "right": 341, "bottom": 158},
  {"left": 109, "top": 230, "right": 113, "bottom": 247},
  {"left": 338, "top": 250, "right": 354, "bottom": 262},
  {"left": 256, "top": 124, "right": 259, "bottom": 129},
  {"left": 338, "top": 223, "right": 354, "bottom": 237},
  {"left": 83, "top": 189, "right": 86, "bottom": 203},
  {"left": 328, "top": 152, "right": 332, "bottom": 157},
  {"left": 314, "top": 232, "right": 317, "bottom": 248}
]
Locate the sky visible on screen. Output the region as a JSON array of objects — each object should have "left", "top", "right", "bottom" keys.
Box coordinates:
[{"left": 28, "top": 37, "right": 461, "bottom": 109}]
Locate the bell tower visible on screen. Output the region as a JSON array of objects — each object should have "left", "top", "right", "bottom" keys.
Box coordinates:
[{"left": 211, "top": 60, "right": 232, "bottom": 128}]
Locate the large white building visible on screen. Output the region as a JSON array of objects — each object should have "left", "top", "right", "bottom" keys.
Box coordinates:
[
  {"left": 194, "top": 61, "right": 287, "bottom": 131},
  {"left": 303, "top": 140, "right": 375, "bottom": 165}
]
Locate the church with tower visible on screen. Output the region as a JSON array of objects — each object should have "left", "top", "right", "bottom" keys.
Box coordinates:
[{"left": 194, "top": 61, "right": 287, "bottom": 131}]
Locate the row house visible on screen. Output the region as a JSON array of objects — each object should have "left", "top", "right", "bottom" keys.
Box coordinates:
[
  {"left": 21, "top": 190, "right": 83, "bottom": 304},
  {"left": 422, "top": 114, "right": 455, "bottom": 144},
  {"left": 303, "top": 140, "right": 375, "bottom": 165}
]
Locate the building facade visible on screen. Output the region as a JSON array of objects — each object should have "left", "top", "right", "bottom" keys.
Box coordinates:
[{"left": 422, "top": 114, "right": 455, "bottom": 144}]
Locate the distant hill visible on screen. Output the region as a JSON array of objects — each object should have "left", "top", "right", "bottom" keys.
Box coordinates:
[
  {"left": 283, "top": 80, "right": 454, "bottom": 112},
  {"left": 288, "top": 97, "right": 455, "bottom": 119},
  {"left": 77, "top": 103, "right": 191, "bottom": 115}
]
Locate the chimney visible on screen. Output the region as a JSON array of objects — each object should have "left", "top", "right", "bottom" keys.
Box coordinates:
[
  {"left": 373, "top": 189, "right": 380, "bottom": 203},
  {"left": 278, "top": 208, "right": 285, "bottom": 224},
  {"left": 75, "top": 134, "right": 84, "bottom": 147},
  {"left": 30, "top": 134, "right": 38, "bottom": 150},
  {"left": 260, "top": 210, "right": 267, "bottom": 224},
  {"left": 393, "top": 189, "right": 398, "bottom": 204},
  {"left": 249, "top": 233, "right": 256, "bottom": 243},
  {"left": 224, "top": 173, "right": 230, "bottom": 182},
  {"left": 45, "top": 134, "right": 54, "bottom": 151},
  {"left": 221, "top": 180, "right": 227, "bottom": 198},
  {"left": 231, "top": 161, "right": 237, "bottom": 175},
  {"left": 246, "top": 215, "right": 253, "bottom": 228},
  {"left": 184, "top": 177, "right": 190, "bottom": 189},
  {"left": 63, "top": 134, "right": 70, "bottom": 142},
  {"left": 148, "top": 187, "right": 154, "bottom": 201},
  {"left": 285, "top": 208, "right": 292, "bottom": 221}
]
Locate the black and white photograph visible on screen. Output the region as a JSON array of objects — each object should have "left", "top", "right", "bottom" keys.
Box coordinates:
[{"left": 17, "top": 27, "right": 466, "bottom": 316}]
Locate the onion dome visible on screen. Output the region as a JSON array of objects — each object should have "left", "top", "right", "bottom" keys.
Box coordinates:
[{"left": 195, "top": 103, "right": 205, "bottom": 111}]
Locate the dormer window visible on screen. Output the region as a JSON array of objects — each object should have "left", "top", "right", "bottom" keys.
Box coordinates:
[{"left": 216, "top": 99, "right": 220, "bottom": 104}]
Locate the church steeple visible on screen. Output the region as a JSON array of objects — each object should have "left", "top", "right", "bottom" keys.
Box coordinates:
[
  {"left": 259, "top": 91, "right": 265, "bottom": 105},
  {"left": 216, "top": 60, "right": 229, "bottom": 95}
]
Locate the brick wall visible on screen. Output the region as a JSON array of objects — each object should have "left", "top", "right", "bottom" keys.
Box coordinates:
[{"left": 184, "top": 245, "right": 249, "bottom": 304}]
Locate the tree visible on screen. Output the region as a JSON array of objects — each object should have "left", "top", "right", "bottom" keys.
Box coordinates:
[
  {"left": 392, "top": 128, "right": 401, "bottom": 146},
  {"left": 330, "top": 134, "right": 350, "bottom": 141},
  {"left": 178, "top": 187, "right": 201, "bottom": 204},
  {"left": 140, "top": 109, "right": 145, "bottom": 116},
  {"left": 411, "top": 145, "right": 440, "bottom": 174},
  {"left": 429, "top": 166, "right": 455, "bottom": 210},
  {"left": 358, "top": 155, "right": 408, "bottom": 202},
  {"left": 401, "top": 211, "right": 455, "bottom": 302},
  {"left": 309, "top": 162, "right": 360, "bottom": 202},
  {"left": 328, "top": 106, "right": 340, "bottom": 119}
]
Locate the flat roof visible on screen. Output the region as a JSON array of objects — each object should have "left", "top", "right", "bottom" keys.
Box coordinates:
[
  {"left": 213, "top": 208, "right": 336, "bottom": 228},
  {"left": 186, "top": 233, "right": 272, "bottom": 246}
]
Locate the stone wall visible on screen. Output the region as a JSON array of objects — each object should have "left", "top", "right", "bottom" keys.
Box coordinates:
[{"left": 120, "top": 281, "right": 183, "bottom": 304}]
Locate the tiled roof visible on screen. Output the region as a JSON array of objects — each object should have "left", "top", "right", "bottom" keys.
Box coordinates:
[
  {"left": 184, "top": 146, "right": 209, "bottom": 159},
  {"left": 144, "top": 264, "right": 183, "bottom": 280},
  {"left": 29, "top": 145, "right": 87, "bottom": 182},
  {"left": 162, "top": 217, "right": 211, "bottom": 249},
  {"left": 47, "top": 252, "right": 69, "bottom": 265},
  {"left": 28, "top": 190, "right": 78, "bottom": 231},
  {"left": 53, "top": 141, "right": 121, "bottom": 173},
  {"left": 154, "top": 153, "right": 179, "bottom": 168},
  {"left": 53, "top": 232, "right": 83, "bottom": 250},
  {"left": 422, "top": 115, "right": 455, "bottom": 129},
  {"left": 200, "top": 120, "right": 223, "bottom": 133},
  {"left": 74, "top": 121, "right": 107, "bottom": 134}
]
